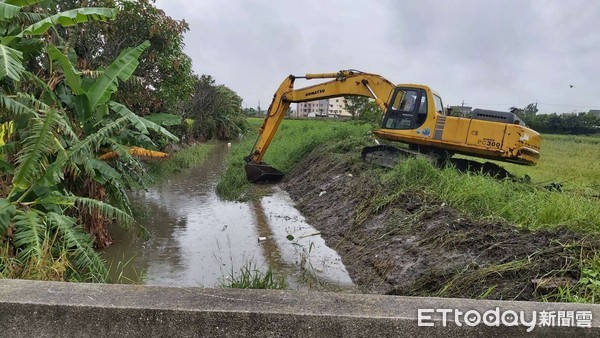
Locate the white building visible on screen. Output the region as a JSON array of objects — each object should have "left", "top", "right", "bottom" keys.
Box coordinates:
[{"left": 296, "top": 97, "right": 351, "bottom": 118}]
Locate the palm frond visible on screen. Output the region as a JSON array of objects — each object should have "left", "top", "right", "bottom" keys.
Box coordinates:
[
  {"left": 85, "top": 41, "right": 150, "bottom": 113},
  {"left": 14, "top": 11, "right": 46, "bottom": 25},
  {"left": 4, "top": 0, "right": 42, "bottom": 7},
  {"left": 15, "top": 92, "right": 51, "bottom": 114},
  {"left": 53, "top": 109, "right": 79, "bottom": 144},
  {"left": 45, "top": 212, "right": 108, "bottom": 282},
  {"left": 0, "top": 43, "right": 25, "bottom": 81},
  {"left": 0, "top": 3, "right": 21, "bottom": 21},
  {"left": 110, "top": 101, "right": 179, "bottom": 141},
  {"left": 19, "top": 72, "right": 60, "bottom": 105},
  {"left": 47, "top": 45, "right": 83, "bottom": 95},
  {"left": 73, "top": 195, "right": 133, "bottom": 228},
  {"left": 0, "top": 198, "right": 16, "bottom": 236},
  {"left": 16, "top": 8, "right": 117, "bottom": 38},
  {"left": 0, "top": 94, "right": 39, "bottom": 119},
  {"left": 69, "top": 116, "right": 129, "bottom": 163},
  {"left": 105, "top": 177, "right": 132, "bottom": 215},
  {"left": 12, "top": 108, "right": 58, "bottom": 190},
  {"left": 38, "top": 190, "right": 133, "bottom": 228},
  {"left": 12, "top": 209, "right": 47, "bottom": 265}
]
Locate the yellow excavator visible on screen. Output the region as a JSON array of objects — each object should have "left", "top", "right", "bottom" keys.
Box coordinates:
[{"left": 244, "top": 70, "right": 540, "bottom": 183}]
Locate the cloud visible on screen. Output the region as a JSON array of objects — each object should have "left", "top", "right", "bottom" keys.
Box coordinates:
[{"left": 155, "top": 0, "right": 599, "bottom": 113}]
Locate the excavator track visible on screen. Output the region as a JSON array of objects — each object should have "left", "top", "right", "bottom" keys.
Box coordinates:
[
  {"left": 361, "top": 145, "right": 515, "bottom": 180},
  {"left": 361, "top": 145, "right": 424, "bottom": 168}
]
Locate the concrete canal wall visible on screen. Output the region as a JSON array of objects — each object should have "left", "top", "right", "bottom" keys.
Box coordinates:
[{"left": 0, "top": 279, "right": 599, "bottom": 337}]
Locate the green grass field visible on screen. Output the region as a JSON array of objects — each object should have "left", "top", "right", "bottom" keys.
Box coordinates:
[{"left": 460, "top": 134, "right": 600, "bottom": 194}]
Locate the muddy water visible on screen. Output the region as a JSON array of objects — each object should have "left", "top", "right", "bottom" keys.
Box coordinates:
[{"left": 103, "top": 142, "right": 354, "bottom": 290}]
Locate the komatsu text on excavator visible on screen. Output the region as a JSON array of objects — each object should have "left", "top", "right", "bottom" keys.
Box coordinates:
[{"left": 244, "top": 70, "right": 540, "bottom": 183}]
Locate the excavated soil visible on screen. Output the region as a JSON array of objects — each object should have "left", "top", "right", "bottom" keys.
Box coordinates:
[{"left": 282, "top": 146, "right": 599, "bottom": 300}]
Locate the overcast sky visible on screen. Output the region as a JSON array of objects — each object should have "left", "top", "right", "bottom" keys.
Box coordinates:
[{"left": 154, "top": 0, "right": 599, "bottom": 114}]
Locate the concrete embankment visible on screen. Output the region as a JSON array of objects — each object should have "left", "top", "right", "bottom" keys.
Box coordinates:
[{"left": 1, "top": 279, "right": 599, "bottom": 337}]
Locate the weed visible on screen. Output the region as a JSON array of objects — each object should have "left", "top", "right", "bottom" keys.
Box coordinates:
[{"left": 221, "top": 262, "right": 286, "bottom": 290}]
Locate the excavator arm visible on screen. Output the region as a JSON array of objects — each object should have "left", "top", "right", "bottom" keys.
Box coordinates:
[{"left": 244, "top": 70, "right": 396, "bottom": 182}]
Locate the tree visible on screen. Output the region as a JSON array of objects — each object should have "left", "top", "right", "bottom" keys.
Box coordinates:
[
  {"left": 358, "top": 100, "right": 382, "bottom": 124},
  {"left": 523, "top": 103, "right": 538, "bottom": 120},
  {"left": 184, "top": 75, "right": 248, "bottom": 141},
  {"left": 54, "top": 0, "right": 194, "bottom": 117},
  {"left": 344, "top": 96, "right": 369, "bottom": 119}
]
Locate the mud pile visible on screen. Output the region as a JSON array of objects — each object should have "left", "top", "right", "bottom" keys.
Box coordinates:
[{"left": 283, "top": 145, "right": 598, "bottom": 300}]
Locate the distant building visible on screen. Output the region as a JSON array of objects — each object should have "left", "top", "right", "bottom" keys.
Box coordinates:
[{"left": 296, "top": 97, "right": 351, "bottom": 118}]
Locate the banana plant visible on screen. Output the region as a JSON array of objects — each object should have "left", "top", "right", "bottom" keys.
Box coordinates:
[
  {"left": 48, "top": 41, "right": 180, "bottom": 144},
  {"left": 0, "top": 3, "right": 154, "bottom": 281}
]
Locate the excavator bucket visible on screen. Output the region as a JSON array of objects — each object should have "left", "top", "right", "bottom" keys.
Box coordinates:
[{"left": 245, "top": 162, "right": 284, "bottom": 183}]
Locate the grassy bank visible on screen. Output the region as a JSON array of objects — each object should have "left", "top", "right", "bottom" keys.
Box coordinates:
[
  {"left": 378, "top": 156, "right": 600, "bottom": 232},
  {"left": 146, "top": 142, "right": 215, "bottom": 183},
  {"left": 216, "top": 118, "right": 372, "bottom": 200}
]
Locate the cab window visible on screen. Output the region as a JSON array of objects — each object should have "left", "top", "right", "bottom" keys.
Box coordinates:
[
  {"left": 382, "top": 89, "right": 424, "bottom": 130},
  {"left": 434, "top": 95, "right": 444, "bottom": 115},
  {"left": 417, "top": 94, "right": 427, "bottom": 125}
]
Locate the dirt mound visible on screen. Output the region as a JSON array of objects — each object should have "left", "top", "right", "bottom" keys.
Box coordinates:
[{"left": 283, "top": 145, "right": 598, "bottom": 300}]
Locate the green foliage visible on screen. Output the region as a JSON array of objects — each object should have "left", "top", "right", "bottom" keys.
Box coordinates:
[
  {"left": 183, "top": 74, "right": 249, "bottom": 142},
  {"left": 143, "top": 113, "right": 182, "bottom": 127},
  {"left": 109, "top": 101, "right": 178, "bottom": 142},
  {"left": 343, "top": 95, "right": 369, "bottom": 119},
  {"left": 222, "top": 263, "right": 286, "bottom": 290},
  {"left": 0, "top": 2, "right": 177, "bottom": 282},
  {"left": 511, "top": 103, "right": 600, "bottom": 135},
  {"left": 550, "top": 254, "right": 600, "bottom": 303},
  {"left": 0, "top": 44, "right": 24, "bottom": 81},
  {"left": 0, "top": 3, "right": 23, "bottom": 21},
  {"left": 85, "top": 41, "right": 150, "bottom": 113},
  {"left": 343, "top": 96, "right": 382, "bottom": 124}
]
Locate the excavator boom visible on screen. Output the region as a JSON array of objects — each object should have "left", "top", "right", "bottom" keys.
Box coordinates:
[{"left": 244, "top": 70, "right": 397, "bottom": 182}]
